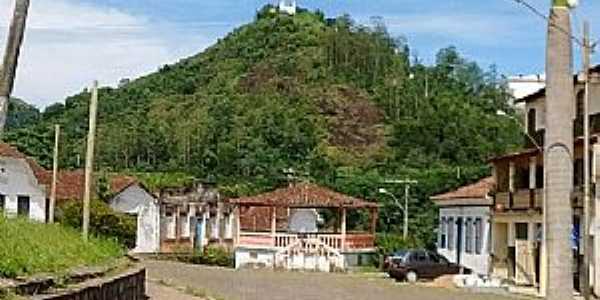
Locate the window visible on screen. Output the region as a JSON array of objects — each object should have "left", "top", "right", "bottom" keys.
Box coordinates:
[
  {"left": 475, "top": 218, "right": 483, "bottom": 255},
  {"left": 465, "top": 218, "right": 473, "bottom": 253},
  {"left": 527, "top": 108, "right": 536, "bottom": 135},
  {"left": 577, "top": 90, "right": 585, "bottom": 118},
  {"left": 516, "top": 223, "right": 528, "bottom": 240},
  {"left": 17, "top": 196, "right": 30, "bottom": 217},
  {"left": 0, "top": 194, "right": 4, "bottom": 212},
  {"left": 440, "top": 217, "right": 447, "bottom": 249},
  {"left": 448, "top": 217, "right": 455, "bottom": 250}
]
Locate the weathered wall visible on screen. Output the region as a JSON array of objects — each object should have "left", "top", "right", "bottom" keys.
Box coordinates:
[
  {"left": 32, "top": 267, "right": 146, "bottom": 300},
  {"left": 0, "top": 157, "right": 46, "bottom": 222},
  {"left": 110, "top": 185, "right": 160, "bottom": 253}
]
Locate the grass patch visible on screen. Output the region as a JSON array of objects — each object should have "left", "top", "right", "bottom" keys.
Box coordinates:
[{"left": 0, "top": 216, "right": 123, "bottom": 279}]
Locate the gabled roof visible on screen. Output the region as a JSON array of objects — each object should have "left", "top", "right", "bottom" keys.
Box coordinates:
[
  {"left": 431, "top": 177, "right": 494, "bottom": 201},
  {"left": 0, "top": 143, "right": 47, "bottom": 181},
  {"left": 229, "top": 183, "right": 378, "bottom": 209},
  {"left": 0, "top": 143, "right": 140, "bottom": 202}
]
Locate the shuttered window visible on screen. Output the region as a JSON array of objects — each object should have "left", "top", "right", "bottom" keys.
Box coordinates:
[
  {"left": 465, "top": 218, "right": 473, "bottom": 253},
  {"left": 475, "top": 218, "right": 483, "bottom": 255}
]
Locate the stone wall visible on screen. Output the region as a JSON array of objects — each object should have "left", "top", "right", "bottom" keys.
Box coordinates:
[{"left": 32, "top": 267, "right": 146, "bottom": 300}]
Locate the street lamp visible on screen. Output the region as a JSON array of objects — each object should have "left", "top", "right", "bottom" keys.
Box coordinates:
[
  {"left": 497, "top": 110, "right": 543, "bottom": 152},
  {"left": 379, "top": 187, "right": 409, "bottom": 239}
]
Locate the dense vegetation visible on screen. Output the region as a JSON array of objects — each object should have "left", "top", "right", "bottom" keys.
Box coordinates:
[
  {"left": 59, "top": 200, "right": 137, "bottom": 248},
  {"left": 4, "top": 6, "right": 522, "bottom": 246},
  {"left": 0, "top": 216, "right": 122, "bottom": 278}
]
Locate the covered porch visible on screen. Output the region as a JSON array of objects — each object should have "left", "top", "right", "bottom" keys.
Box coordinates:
[{"left": 229, "top": 183, "right": 379, "bottom": 271}]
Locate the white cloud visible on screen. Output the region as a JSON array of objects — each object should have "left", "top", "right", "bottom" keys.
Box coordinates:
[{"left": 0, "top": 0, "right": 211, "bottom": 108}]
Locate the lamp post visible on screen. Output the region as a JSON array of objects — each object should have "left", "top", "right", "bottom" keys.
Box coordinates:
[{"left": 379, "top": 179, "right": 418, "bottom": 240}]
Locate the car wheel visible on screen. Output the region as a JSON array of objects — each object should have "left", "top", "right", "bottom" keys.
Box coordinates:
[{"left": 406, "top": 271, "right": 418, "bottom": 283}]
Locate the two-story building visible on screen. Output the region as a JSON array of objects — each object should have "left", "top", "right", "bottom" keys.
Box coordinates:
[{"left": 488, "top": 67, "right": 600, "bottom": 295}]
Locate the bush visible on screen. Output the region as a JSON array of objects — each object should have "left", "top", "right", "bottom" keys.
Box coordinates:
[
  {"left": 58, "top": 200, "right": 137, "bottom": 248},
  {"left": 0, "top": 216, "right": 123, "bottom": 278},
  {"left": 176, "top": 246, "right": 234, "bottom": 268}
]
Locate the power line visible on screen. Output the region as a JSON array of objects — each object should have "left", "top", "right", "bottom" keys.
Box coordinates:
[{"left": 507, "top": 0, "right": 589, "bottom": 48}]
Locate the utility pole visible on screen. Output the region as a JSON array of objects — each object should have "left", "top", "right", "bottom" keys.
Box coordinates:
[
  {"left": 544, "top": 1, "right": 575, "bottom": 299},
  {"left": 582, "top": 20, "right": 592, "bottom": 300},
  {"left": 48, "top": 124, "right": 60, "bottom": 224},
  {"left": 82, "top": 81, "right": 99, "bottom": 241},
  {"left": 0, "top": 0, "right": 30, "bottom": 133}
]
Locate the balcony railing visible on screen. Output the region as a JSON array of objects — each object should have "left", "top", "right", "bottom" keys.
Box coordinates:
[
  {"left": 238, "top": 232, "right": 375, "bottom": 251},
  {"left": 495, "top": 187, "right": 585, "bottom": 211}
]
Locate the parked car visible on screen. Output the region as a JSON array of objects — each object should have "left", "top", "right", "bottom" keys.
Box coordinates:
[
  {"left": 387, "top": 250, "right": 462, "bottom": 282},
  {"left": 383, "top": 250, "right": 409, "bottom": 271}
]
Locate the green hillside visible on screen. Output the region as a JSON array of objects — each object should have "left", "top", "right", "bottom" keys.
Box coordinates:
[
  {"left": 3, "top": 6, "right": 522, "bottom": 245},
  {"left": 7, "top": 98, "right": 40, "bottom": 130}
]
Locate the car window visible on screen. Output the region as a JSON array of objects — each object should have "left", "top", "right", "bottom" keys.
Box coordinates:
[
  {"left": 416, "top": 251, "right": 428, "bottom": 262},
  {"left": 428, "top": 252, "right": 441, "bottom": 263},
  {"left": 428, "top": 252, "right": 449, "bottom": 264}
]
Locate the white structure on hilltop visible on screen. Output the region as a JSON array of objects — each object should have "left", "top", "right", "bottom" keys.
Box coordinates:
[{"left": 279, "top": 0, "right": 297, "bottom": 15}]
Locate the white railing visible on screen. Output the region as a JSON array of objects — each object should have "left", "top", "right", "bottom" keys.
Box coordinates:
[{"left": 238, "top": 232, "right": 374, "bottom": 251}]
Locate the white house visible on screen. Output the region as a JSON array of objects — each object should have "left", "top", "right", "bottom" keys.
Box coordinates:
[
  {"left": 431, "top": 177, "right": 494, "bottom": 275},
  {"left": 0, "top": 143, "right": 47, "bottom": 222},
  {"left": 109, "top": 182, "right": 160, "bottom": 253}
]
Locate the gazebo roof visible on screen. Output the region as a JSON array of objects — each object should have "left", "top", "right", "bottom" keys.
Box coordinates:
[{"left": 229, "top": 183, "right": 379, "bottom": 209}]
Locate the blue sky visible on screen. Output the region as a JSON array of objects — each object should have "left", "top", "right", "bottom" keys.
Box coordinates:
[{"left": 1, "top": 0, "right": 599, "bottom": 107}]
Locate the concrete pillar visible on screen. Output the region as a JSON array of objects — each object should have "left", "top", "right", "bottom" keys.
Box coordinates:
[
  {"left": 215, "top": 203, "right": 221, "bottom": 241},
  {"left": 545, "top": 3, "right": 575, "bottom": 299},
  {"left": 509, "top": 162, "right": 516, "bottom": 193},
  {"left": 341, "top": 208, "right": 347, "bottom": 251},
  {"left": 271, "top": 207, "right": 277, "bottom": 236},
  {"left": 530, "top": 157, "right": 537, "bottom": 190},
  {"left": 528, "top": 222, "right": 537, "bottom": 286},
  {"left": 593, "top": 144, "right": 600, "bottom": 295}
]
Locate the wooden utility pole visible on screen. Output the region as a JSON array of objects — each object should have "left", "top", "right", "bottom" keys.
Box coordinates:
[
  {"left": 545, "top": 1, "right": 575, "bottom": 299},
  {"left": 582, "top": 20, "right": 592, "bottom": 300},
  {"left": 0, "top": 0, "right": 30, "bottom": 133},
  {"left": 48, "top": 124, "right": 60, "bottom": 223},
  {"left": 82, "top": 81, "right": 99, "bottom": 241}
]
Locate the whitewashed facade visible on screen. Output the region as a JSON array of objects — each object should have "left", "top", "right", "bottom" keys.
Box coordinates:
[
  {"left": 432, "top": 177, "right": 494, "bottom": 275},
  {"left": 437, "top": 206, "right": 491, "bottom": 275},
  {"left": 109, "top": 184, "right": 160, "bottom": 253},
  {"left": 0, "top": 154, "right": 47, "bottom": 222}
]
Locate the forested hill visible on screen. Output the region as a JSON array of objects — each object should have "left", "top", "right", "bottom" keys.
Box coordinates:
[{"left": 4, "top": 6, "right": 522, "bottom": 244}]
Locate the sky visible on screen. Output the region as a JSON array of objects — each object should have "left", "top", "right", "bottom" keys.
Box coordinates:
[{"left": 0, "top": 0, "right": 599, "bottom": 108}]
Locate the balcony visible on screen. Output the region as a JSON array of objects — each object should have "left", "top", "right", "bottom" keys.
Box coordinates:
[{"left": 495, "top": 187, "right": 584, "bottom": 212}]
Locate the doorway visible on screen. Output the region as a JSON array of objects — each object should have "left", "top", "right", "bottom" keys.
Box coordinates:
[{"left": 456, "top": 217, "right": 463, "bottom": 266}]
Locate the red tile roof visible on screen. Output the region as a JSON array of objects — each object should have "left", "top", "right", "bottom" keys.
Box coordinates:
[
  {"left": 47, "top": 170, "right": 138, "bottom": 202},
  {"left": 229, "top": 183, "right": 378, "bottom": 208},
  {"left": 431, "top": 177, "right": 495, "bottom": 201},
  {"left": 0, "top": 143, "right": 138, "bottom": 201}
]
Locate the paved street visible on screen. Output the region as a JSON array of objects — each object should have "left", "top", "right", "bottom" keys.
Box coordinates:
[
  {"left": 146, "top": 281, "right": 203, "bottom": 300},
  {"left": 142, "top": 260, "right": 525, "bottom": 300}
]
